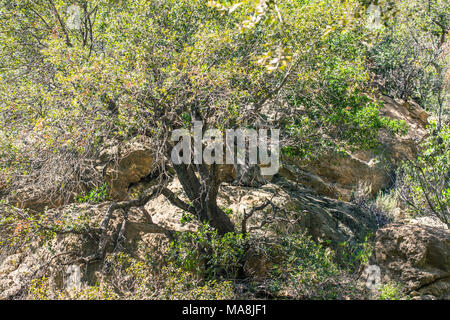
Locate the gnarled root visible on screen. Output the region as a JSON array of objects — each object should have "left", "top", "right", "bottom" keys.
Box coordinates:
[{"left": 80, "top": 186, "right": 175, "bottom": 264}]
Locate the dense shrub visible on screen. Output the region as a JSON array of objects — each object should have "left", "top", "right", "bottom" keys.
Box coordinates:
[
  {"left": 268, "top": 233, "right": 368, "bottom": 299},
  {"left": 369, "top": 0, "right": 449, "bottom": 118},
  {"left": 400, "top": 123, "right": 449, "bottom": 227},
  {"left": 168, "top": 222, "right": 247, "bottom": 280}
]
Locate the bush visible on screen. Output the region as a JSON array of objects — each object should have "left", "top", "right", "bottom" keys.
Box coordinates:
[
  {"left": 400, "top": 123, "right": 449, "bottom": 227},
  {"left": 168, "top": 222, "right": 246, "bottom": 280},
  {"left": 377, "top": 282, "right": 407, "bottom": 300},
  {"left": 76, "top": 183, "right": 109, "bottom": 203},
  {"left": 337, "top": 234, "right": 375, "bottom": 273},
  {"left": 270, "top": 233, "right": 363, "bottom": 299}
]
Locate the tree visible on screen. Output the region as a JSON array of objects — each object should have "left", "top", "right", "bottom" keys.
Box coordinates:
[
  {"left": 368, "top": 0, "right": 449, "bottom": 127},
  {"left": 0, "top": 0, "right": 402, "bottom": 260}
]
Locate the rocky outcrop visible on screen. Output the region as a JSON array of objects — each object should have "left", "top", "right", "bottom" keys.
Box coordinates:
[
  {"left": 100, "top": 136, "right": 157, "bottom": 201},
  {"left": 0, "top": 177, "right": 377, "bottom": 299},
  {"left": 143, "top": 177, "right": 377, "bottom": 244},
  {"left": 217, "top": 179, "right": 377, "bottom": 243},
  {"left": 0, "top": 202, "right": 170, "bottom": 299},
  {"left": 279, "top": 96, "right": 429, "bottom": 201},
  {"left": 377, "top": 96, "right": 428, "bottom": 161},
  {"left": 280, "top": 153, "right": 390, "bottom": 201},
  {"left": 375, "top": 224, "right": 450, "bottom": 300},
  {"left": 104, "top": 149, "right": 154, "bottom": 200}
]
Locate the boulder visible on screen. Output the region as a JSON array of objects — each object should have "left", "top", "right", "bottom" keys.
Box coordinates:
[
  {"left": 104, "top": 149, "right": 154, "bottom": 200},
  {"left": 143, "top": 177, "right": 377, "bottom": 243},
  {"left": 375, "top": 224, "right": 450, "bottom": 299}
]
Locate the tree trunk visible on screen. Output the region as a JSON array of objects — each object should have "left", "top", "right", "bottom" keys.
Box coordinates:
[{"left": 173, "top": 163, "right": 235, "bottom": 235}]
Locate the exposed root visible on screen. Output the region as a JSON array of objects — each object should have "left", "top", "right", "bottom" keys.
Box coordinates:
[{"left": 81, "top": 186, "right": 176, "bottom": 264}]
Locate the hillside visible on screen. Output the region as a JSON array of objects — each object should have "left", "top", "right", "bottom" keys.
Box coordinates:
[{"left": 0, "top": 0, "right": 448, "bottom": 301}]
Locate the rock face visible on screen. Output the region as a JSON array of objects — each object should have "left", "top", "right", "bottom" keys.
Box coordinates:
[
  {"left": 280, "top": 153, "right": 390, "bottom": 201},
  {"left": 0, "top": 203, "right": 106, "bottom": 299},
  {"left": 143, "top": 177, "right": 377, "bottom": 244},
  {"left": 280, "top": 96, "right": 429, "bottom": 201},
  {"left": 104, "top": 149, "right": 154, "bottom": 200},
  {"left": 0, "top": 177, "right": 377, "bottom": 298},
  {"left": 377, "top": 96, "right": 428, "bottom": 161},
  {"left": 0, "top": 234, "right": 90, "bottom": 299},
  {"left": 375, "top": 224, "right": 450, "bottom": 299}
]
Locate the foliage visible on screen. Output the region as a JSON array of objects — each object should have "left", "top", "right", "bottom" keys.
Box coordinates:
[
  {"left": 0, "top": 0, "right": 406, "bottom": 234},
  {"left": 103, "top": 252, "right": 235, "bottom": 300},
  {"left": 180, "top": 212, "right": 194, "bottom": 226},
  {"left": 374, "top": 189, "right": 401, "bottom": 221},
  {"left": 400, "top": 123, "right": 450, "bottom": 227},
  {"left": 76, "top": 183, "right": 109, "bottom": 203},
  {"left": 28, "top": 251, "right": 236, "bottom": 300},
  {"left": 28, "top": 276, "right": 119, "bottom": 300},
  {"left": 25, "top": 233, "right": 373, "bottom": 300},
  {"left": 0, "top": 204, "right": 93, "bottom": 254},
  {"left": 0, "top": 0, "right": 447, "bottom": 301},
  {"left": 28, "top": 277, "right": 52, "bottom": 300},
  {"left": 368, "top": 0, "right": 449, "bottom": 119},
  {"left": 168, "top": 222, "right": 246, "bottom": 280},
  {"left": 270, "top": 233, "right": 344, "bottom": 299}
]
